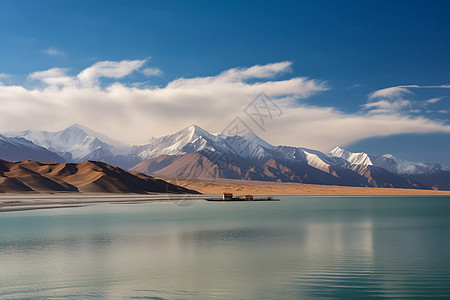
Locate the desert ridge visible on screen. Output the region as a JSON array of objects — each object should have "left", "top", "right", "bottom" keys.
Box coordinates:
[{"left": 0, "top": 159, "right": 198, "bottom": 194}]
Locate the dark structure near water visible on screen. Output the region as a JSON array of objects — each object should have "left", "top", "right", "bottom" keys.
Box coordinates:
[{"left": 206, "top": 193, "right": 279, "bottom": 202}]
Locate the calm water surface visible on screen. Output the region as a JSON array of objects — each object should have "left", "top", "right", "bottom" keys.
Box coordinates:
[{"left": 1, "top": 196, "right": 450, "bottom": 299}]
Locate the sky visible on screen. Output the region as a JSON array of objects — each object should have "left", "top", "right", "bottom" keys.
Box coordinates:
[{"left": 0, "top": 0, "right": 449, "bottom": 163}]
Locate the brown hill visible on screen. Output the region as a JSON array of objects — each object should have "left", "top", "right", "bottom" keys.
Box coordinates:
[{"left": 0, "top": 159, "right": 199, "bottom": 194}]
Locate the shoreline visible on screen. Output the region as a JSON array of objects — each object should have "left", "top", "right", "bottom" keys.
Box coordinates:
[
  {"left": 0, "top": 193, "right": 212, "bottom": 213},
  {"left": 2, "top": 181, "right": 450, "bottom": 213}
]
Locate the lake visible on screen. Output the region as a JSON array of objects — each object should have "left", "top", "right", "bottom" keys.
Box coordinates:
[{"left": 1, "top": 196, "right": 450, "bottom": 299}]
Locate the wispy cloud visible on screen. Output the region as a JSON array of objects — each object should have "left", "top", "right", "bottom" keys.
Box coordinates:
[
  {"left": 0, "top": 73, "right": 11, "bottom": 79},
  {"left": 426, "top": 97, "right": 442, "bottom": 104},
  {"left": 365, "top": 85, "right": 450, "bottom": 116},
  {"left": 142, "top": 67, "right": 162, "bottom": 77},
  {"left": 369, "top": 86, "right": 412, "bottom": 100},
  {"left": 28, "top": 59, "right": 149, "bottom": 87},
  {"left": 369, "top": 84, "right": 450, "bottom": 100},
  {"left": 28, "top": 68, "right": 74, "bottom": 86},
  {"left": 346, "top": 83, "right": 362, "bottom": 90},
  {"left": 362, "top": 99, "right": 412, "bottom": 114},
  {"left": 218, "top": 61, "right": 292, "bottom": 81},
  {"left": 77, "top": 59, "right": 147, "bottom": 85},
  {"left": 42, "top": 47, "right": 66, "bottom": 56}
]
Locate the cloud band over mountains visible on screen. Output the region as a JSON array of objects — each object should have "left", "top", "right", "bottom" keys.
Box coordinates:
[{"left": 0, "top": 59, "right": 449, "bottom": 151}]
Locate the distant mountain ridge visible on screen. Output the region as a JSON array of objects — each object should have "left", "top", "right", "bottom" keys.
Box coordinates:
[
  {"left": 4, "top": 124, "right": 140, "bottom": 168},
  {"left": 329, "top": 146, "right": 446, "bottom": 175},
  {"left": 2, "top": 124, "right": 450, "bottom": 190},
  {"left": 0, "top": 134, "right": 65, "bottom": 163}
]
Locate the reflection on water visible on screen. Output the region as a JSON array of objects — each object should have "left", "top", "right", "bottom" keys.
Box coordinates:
[{"left": 1, "top": 196, "right": 450, "bottom": 299}]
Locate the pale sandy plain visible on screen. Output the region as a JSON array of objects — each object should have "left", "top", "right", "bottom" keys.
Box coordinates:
[
  {"left": 164, "top": 177, "right": 450, "bottom": 196},
  {"left": 2, "top": 177, "right": 450, "bottom": 213},
  {"left": 0, "top": 194, "right": 213, "bottom": 213}
]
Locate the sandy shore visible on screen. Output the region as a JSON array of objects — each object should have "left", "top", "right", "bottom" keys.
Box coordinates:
[
  {"left": 163, "top": 177, "right": 450, "bottom": 196},
  {"left": 0, "top": 193, "right": 211, "bottom": 213},
  {"left": 2, "top": 178, "right": 450, "bottom": 213}
]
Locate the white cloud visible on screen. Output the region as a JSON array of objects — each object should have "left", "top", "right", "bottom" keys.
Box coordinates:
[
  {"left": 362, "top": 99, "right": 411, "bottom": 114},
  {"left": 77, "top": 59, "right": 147, "bottom": 85},
  {"left": 1, "top": 60, "right": 450, "bottom": 152},
  {"left": 426, "top": 97, "right": 442, "bottom": 104},
  {"left": 346, "top": 83, "right": 362, "bottom": 90},
  {"left": 0, "top": 73, "right": 10, "bottom": 79},
  {"left": 219, "top": 61, "right": 292, "bottom": 81},
  {"left": 364, "top": 85, "right": 450, "bottom": 116},
  {"left": 370, "top": 84, "right": 450, "bottom": 100},
  {"left": 27, "top": 59, "right": 150, "bottom": 87},
  {"left": 28, "top": 68, "right": 75, "bottom": 86},
  {"left": 265, "top": 108, "right": 450, "bottom": 151},
  {"left": 142, "top": 67, "right": 162, "bottom": 77},
  {"left": 42, "top": 47, "right": 66, "bottom": 56},
  {"left": 369, "top": 86, "right": 412, "bottom": 100}
]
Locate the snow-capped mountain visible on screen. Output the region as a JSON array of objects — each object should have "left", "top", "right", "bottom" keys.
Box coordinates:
[
  {"left": 0, "top": 134, "right": 65, "bottom": 163},
  {"left": 2, "top": 124, "right": 449, "bottom": 190},
  {"left": 129, "top": 125, "right": 428, "bottom": 189},
  {"left": 329, "top": 146, "right": 444, "bottom": 175},
  {"left": 328, "top": 146, "right": 450, "bottom": 190},
  {"left": 4, "top": 124, "right": 130, "bottom": 162},
  {"left": 131, "top": 125, "right": 218, "bottom": 159},
  {"left": 130, "top": 125, "right": 339, "bottom": 171},
  {"left": 130, "top": 125, "right": 274, "bottom": 161}
]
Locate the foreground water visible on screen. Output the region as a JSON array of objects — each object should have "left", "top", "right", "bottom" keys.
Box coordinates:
[{"left": 1, "top": 196, "right": 450, "bottom": 299}]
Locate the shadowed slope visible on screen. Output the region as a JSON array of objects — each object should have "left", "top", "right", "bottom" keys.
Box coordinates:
[{"left": 0, "top": 159, "right": 198, "bottom": 194}]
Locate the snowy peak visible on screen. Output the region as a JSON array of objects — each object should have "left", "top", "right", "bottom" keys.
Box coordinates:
[
  {"left": 64, "top": 124, "right": 125, "bottom": 147},
  {"left": 183, "top": 124, "right": 212, "bottom": 139},
  {"left": 329, "top": 146, "right": 373, "bottom": 166},
  {"left": 166, "top": 124, "right": 216, "bottom": 144},
  {"left": 132, "top": 125, "right": 217, "bottom": 159},
  {"left": 132, "top": 124, "right": 277, "bottom": 161},
  {"left": 329, "top": 146, "right": 349, "bottom": 158},
  {"left": 4, "top": 124, "right": 115, "bottom": 161},
  {"left": 240, "top": 132, "right": 274, "bottom": 149},
  {"left": 329, "top": 146, "right": 444, "bottom": 175}
]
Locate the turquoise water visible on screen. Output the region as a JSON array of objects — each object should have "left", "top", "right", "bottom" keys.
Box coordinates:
[{"left": 1, "top": 196, "right": 450, "bottom": 299}]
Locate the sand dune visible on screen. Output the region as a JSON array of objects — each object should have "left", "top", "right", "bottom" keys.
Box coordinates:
[
  {"left": 163, "top": 177, "right": 450, "bottom": 196},
  {"left": 0, "top": 159, "right": 198, "bottom": 194}
]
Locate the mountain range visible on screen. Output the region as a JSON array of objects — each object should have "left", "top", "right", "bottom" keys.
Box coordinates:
[{"left": 2, "top": 124, "right": 449, "bottom": 190}]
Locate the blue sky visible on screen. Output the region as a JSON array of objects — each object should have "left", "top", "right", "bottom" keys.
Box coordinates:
[{"left": 0, "top": 0, "right": 449, "bottom": 163}]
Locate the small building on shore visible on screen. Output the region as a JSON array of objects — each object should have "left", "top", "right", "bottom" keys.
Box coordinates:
[{"left": 223, "top": 193, "right": 233, "bottom": 200}]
